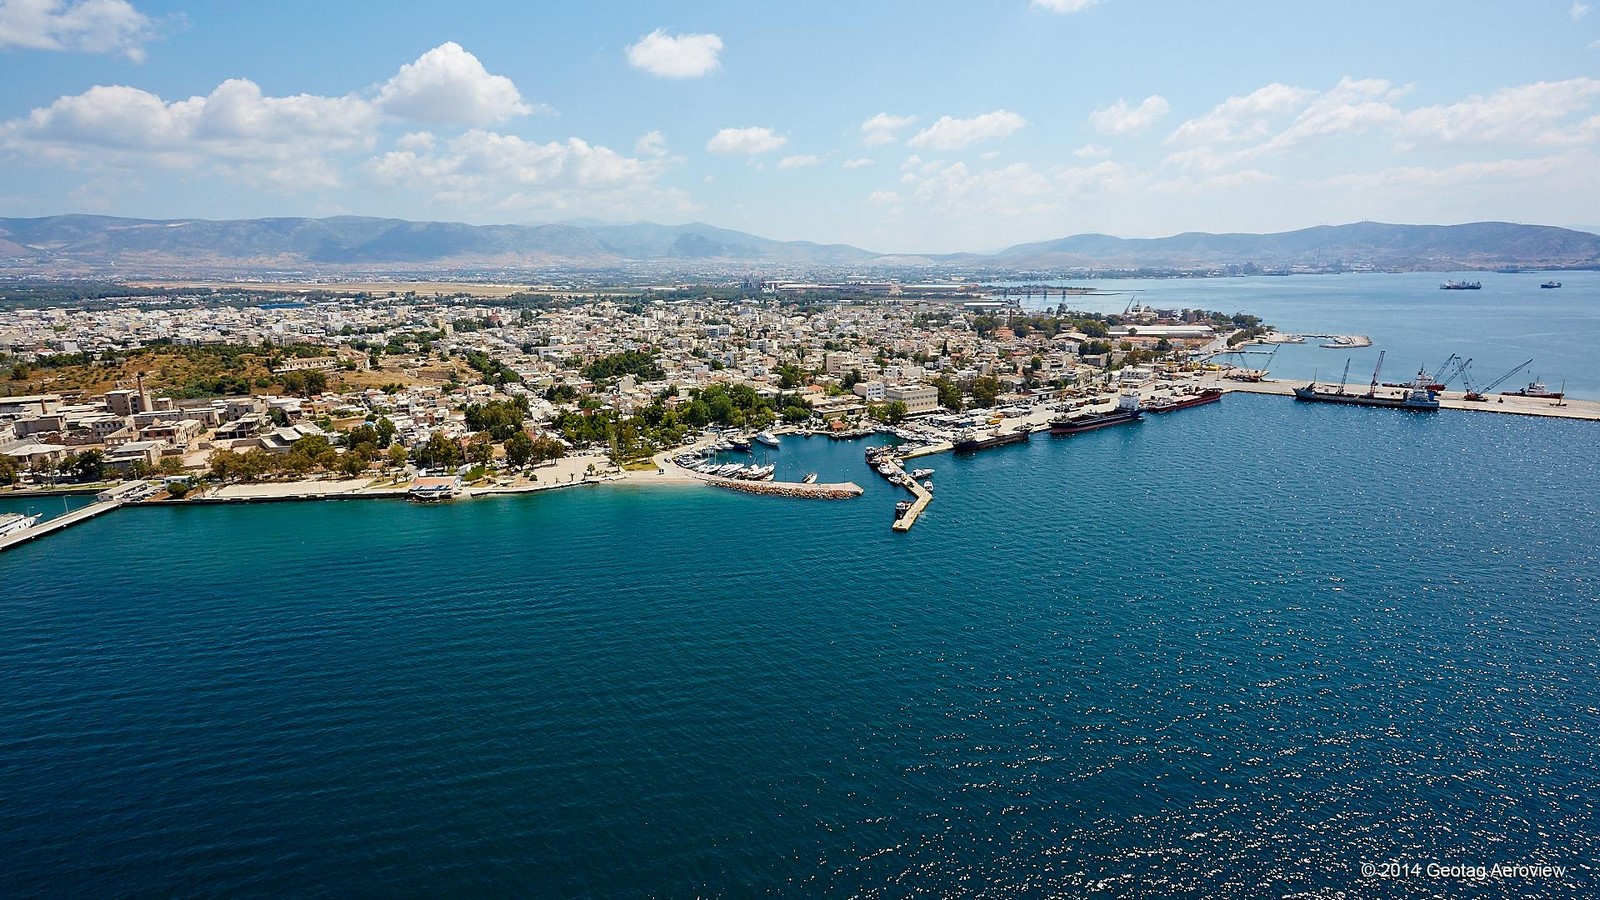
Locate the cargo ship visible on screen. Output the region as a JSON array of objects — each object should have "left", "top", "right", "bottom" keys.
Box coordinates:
[
  {"left": 1144, "top": 388, "right": 1222, "bottom": 414},
  {"left": 952, "top": 427, "right": 1030, "bottom": 453},
  {"left": 1050, "top": 392, "right": 1143, "bottom": 435},
  {"left": 1293, "top": 358, "right": 1440, "bottom": 411},
  {"left": 1440, "top": 280, "right": 1482, "bottom": 290}
]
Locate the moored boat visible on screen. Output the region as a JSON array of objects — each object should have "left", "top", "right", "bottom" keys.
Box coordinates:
[
  {"left": 0, "top": 511, "right": 42, "bottom": 537},
  {"left": 952, "top": 428, "right": 1029, "bottom": 453},
  {"left": 1050, "top": 392, "right": 1143, "bottom": 435},
  {"left": 754, "top": 430, "right": 781, "bottom": 447},
  {"left": 1143, "top": 388, "right": 1222, "bottom": 414},
  {"left": 1501, "top": 380, "right": 1563, "bottom": 399}
]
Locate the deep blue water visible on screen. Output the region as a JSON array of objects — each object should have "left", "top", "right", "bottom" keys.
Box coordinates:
[
  {"left": 1017, "top": 271, "right": 1600, "bottom": 398},
  {"left": 3, "top": 395, "right": 1598, "bottom": 897}
]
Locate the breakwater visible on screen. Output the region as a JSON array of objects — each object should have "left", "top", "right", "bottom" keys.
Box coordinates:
[{"left": 703, "top": 477, "right": 862, "bottom": 499}]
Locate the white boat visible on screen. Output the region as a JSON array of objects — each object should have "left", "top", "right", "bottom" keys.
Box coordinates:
[
  {"left": 909, "top": 468, "right": 934, "bottom": 479},
  {"left": 802, "top": 472, "right": 818, "bottom": 484},
  {"left": 0, "top": 512, "right": 42, "bottom": 537},
  {"left": 754, "top": 430, "right": 781, "bottom": 448}
]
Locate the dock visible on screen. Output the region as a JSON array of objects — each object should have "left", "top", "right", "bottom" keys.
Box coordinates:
[
  {"left": 867, "top": 447, "right": 935, "bottom": 531},
  {"left": 1219, "top": 379, "right": 1600, "bottom": 421},
  {"left": 891, "top": 482, "right": 932, "bottom": 532},
  {"left": 0, "top": 497, "right": 124, "bottom": 553}
]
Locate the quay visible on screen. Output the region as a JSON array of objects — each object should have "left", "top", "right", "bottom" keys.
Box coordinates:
[
  {"left": 0, "top": 482, "right": 145, "bottom": 553},
  {"left": 1218, "top": 379, "right": 1600, "bottom": 421}
]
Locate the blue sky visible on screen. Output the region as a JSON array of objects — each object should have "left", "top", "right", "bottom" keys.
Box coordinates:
[{"left": 1, "top": 0, "right": 1598, "bottom": 252}]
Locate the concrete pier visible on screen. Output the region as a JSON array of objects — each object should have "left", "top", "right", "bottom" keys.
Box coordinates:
[{"left": 0, "top": 498, "right": 124, "bottom": 553}]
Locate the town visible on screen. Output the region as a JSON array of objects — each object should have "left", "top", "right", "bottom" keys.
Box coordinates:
[{"left": 0, "top": 281, "right": 1248, "bottom": 498}]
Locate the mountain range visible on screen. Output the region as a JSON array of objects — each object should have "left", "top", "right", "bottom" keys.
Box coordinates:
[{"left": 2, "top": 215, "right": 1597, "bottom": 276}]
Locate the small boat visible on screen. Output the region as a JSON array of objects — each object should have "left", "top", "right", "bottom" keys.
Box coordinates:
[
  {"left": 1540, "top": 281, "right": 1562, "bottom": 289},
  {"left": 1501, "top": 380, "right": 1563, "bottom": 399},
  {"left": 727, "top": 437, "right": 752, "bottom": 453},
  {"left": 922, "top": 481, "right": 933, "bottom": 490},
  {"left": 802, "top": 472, "right": 818, "bottom": 484},
  {"left": 908, "top": 468, "right": 934, "bottom": 479},
  {"left": 754, "top": 430, "right": 781, "bottom": 448},
  {"left": 0, "top": 511, "right": 42, "bottom": 537},
  {"left": 894, "top": 500, "right": 913, "bottom": 520}
]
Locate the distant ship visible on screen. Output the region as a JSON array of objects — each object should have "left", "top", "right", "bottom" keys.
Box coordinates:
[
  {"left": 1144, "top": 388, "right": 1223, "bottom": 414},
  {"left": 1501, "top": 380, "right": 1563, "bottom": 399},
  {"left": 1293, "top": 364, "right": 1440, "bottom": 411},
  {"left": 1440, "top": 280, "right": 1481, "bottom": 290},
  {"left": 1050, "top": 392, "right": 1143, "bottom": 434},
  {"left": 0, "top": 512, "right": 41, "bottom": 537},
  {"left": 1540, "top": 281, "right": 1562, "bottom": 289},
  {"left": 952, "top": 428, "right": 1030, "bottom": 453}
]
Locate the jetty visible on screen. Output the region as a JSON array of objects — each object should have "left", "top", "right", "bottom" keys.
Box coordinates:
[
  {"left": 1219, "top": 379, "right": 1600, "bottom": 421},
  {"left": 866, "top": 445, "right": 934, "bottom": 531},
  {"left": 0, "top": 481, "right": 150, "bottom": 553}
]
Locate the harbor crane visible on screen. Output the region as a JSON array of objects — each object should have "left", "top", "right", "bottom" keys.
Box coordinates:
[
  {"left": 1462, "top": 359, "right": 1532, "bottom": 402},
  {"left": 1432, "top": 356, "right": 1472, "bottom": 391},
  {"left": 1364, "top": 350, "right": 1386, "bottom": 397}
]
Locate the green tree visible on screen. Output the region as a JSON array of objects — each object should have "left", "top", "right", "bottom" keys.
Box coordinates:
[
  {"left": 0, "top": 454, "right": 20, "bottom": 485},
  {"left": 881, "top": 400, "right": 908, "bottom": 425},
  {"left": 413, "top": 432, "right": 464, "bottom": 470},
  {"left": 504, "top": 430, "right": 534, "bottom": 468},
  {"left": 930, "top": 376, "right": 963, "bottom": 411},
  {"left": 970, "top": 375, "right": 1002, "bottom": 408}
]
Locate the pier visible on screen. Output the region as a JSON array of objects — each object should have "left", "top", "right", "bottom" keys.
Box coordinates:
[
  {"left": 0, "top": 497, "right": 124, "bottom": 553},
  {"left": 1218, "top": 379, "right": 1600, "bottom": 421},
  {"left": 866, "top": 446, "right": 935, "bottom": 531}
]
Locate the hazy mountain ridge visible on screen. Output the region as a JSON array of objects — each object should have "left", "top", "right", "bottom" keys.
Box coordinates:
[{"left": 1, "top": 215, "right": 1596, "bottom": 275}]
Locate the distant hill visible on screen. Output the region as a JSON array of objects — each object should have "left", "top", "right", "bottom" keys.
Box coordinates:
[
  {"left": 1, "top": 215, "right": 1595, "bottom": 276},
  {"left": 0, "top": 214, "right": 879, "bottom": 274},
  {"left": 997, "top": 221, "right": 1600, "bottom": 270}
]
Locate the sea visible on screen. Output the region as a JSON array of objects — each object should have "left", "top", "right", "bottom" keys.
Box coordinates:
[{"left": 2, "top": 275, "right": 1598, "bottom": 898}]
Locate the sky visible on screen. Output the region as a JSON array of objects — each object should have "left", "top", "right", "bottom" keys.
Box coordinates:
[{"left": 1, "top": 0, "right": 1598, "bottom": 253}]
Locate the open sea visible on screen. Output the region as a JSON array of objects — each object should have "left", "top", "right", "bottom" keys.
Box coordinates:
[{"left": 3, "top": 278, "right": 1599, "bottom": 898}]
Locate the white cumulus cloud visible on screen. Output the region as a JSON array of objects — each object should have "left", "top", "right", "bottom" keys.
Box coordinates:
[
  {"left": 1089, "top": 95, "right": 1170, "bottom": 135},
  {"left": 842, "top": 157, "right": 874, "bottom": 169},
  {"left": 860, "top": 112, "right": 916, "bottom": 146},
  {"left": 1, "top": 78, "right": 377, "bottom": 191},
  {"left": 0, "top": 0, "right": 154, "bottom": 61},
  {"left": 369, "top": 129, "right": 692, "bottom": 218},
  {"left": 635, "top": 130, "right": 667, "bottom": 156},
  {"left": 907, "top": 110, "right": 1026, "bottom": 150},
  {"left": 778, "top": 154, "right": 821, "bottom": 169},
  {"left": 1574, "top": 2, "right": 1591, "bottom": 20},
  {"left": 375, "top": 42, "right": 531, "bottom": 127},
  {"left": 1031, "top": 0, "right": 1099, "bottom": 12},
  {"left": 626, "top": 28, "right": 723, "bottom": 78},
  {"left": 706, "top": 126, "right": 786, "bottom": 155}
]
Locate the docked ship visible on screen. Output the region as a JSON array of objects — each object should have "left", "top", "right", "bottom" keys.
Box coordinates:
[
  {"left": 1293, "top": 355, "right": 1440, "bottom": 410},
  {"left": 1540, "top": 281, "right": 1562, "bottom": 289},
  {"left": 754, "top": 430, "right": 781, "bottom": 448},
  {"left": 952, "top": 427, "right": 1030, "bottom": 453},
  {"left": 1050, "top": 392, "right": 1143, "bottom": 435},
  {"left": 0, "top": 511, "right": 42, "bottom": 537},
  {"left": 1144, "top": 388, "right": 1222, "bottom": 414},
  {"left": 1501, "top": 380, "right": 1563, "bottom": 399},
  {"left": 1440, "top": 280, "right": 1482, "bottom": 290}
]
